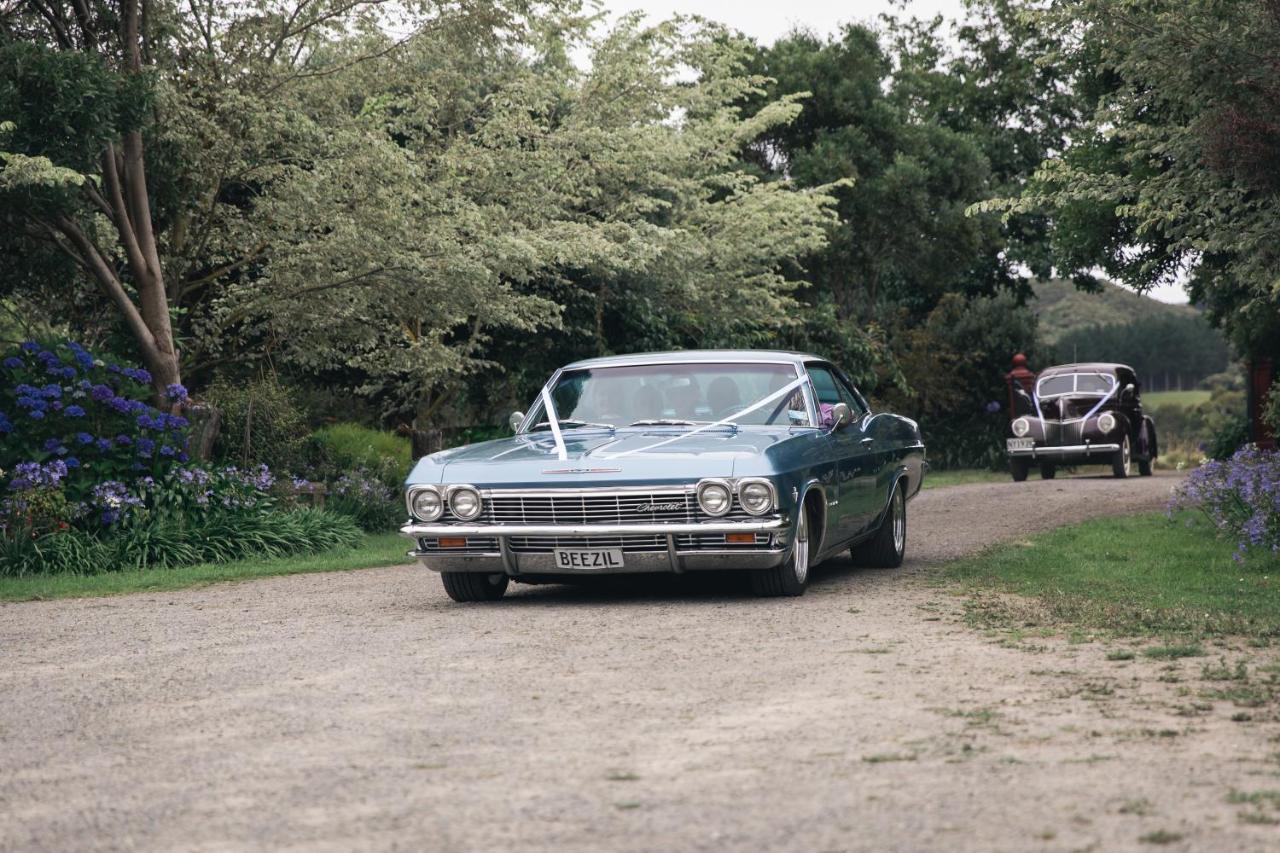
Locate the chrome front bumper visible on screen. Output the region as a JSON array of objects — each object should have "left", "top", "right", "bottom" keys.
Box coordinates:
[
  {"left": 1007, "top": 443, "right": 1120, "bottom": 459},
  {"left": 399, "top": 518, "right": 790, "bottom": 575}
]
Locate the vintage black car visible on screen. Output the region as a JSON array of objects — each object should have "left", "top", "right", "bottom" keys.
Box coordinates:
[{"left": 1006, "top": 362, "right": 1158, "bottom": 481}]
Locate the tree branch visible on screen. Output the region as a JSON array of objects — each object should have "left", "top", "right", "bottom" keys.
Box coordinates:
[{"left": 53, "top": 215, "right": 158, "bottom": 354}]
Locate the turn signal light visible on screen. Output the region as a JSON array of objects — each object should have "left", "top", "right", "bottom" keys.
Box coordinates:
[
  {"left": 726, "top": 533, "right": 756, "bottom": 545},
  {"left": 438, "top": 537, "right": 467, "bottom": 549}
]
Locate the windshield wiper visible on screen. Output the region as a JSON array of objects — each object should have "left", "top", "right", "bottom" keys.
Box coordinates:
[
  {"left": 628, "top": 419, "right": 698, "bottom": 426},
  {"left": 530, "top": 419, "right": 614, "bottom": 431}
]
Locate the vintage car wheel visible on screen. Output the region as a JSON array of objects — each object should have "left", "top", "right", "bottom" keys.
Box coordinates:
[
  {"left": 1138, "top": 458, "right": 1153, "bottom": 476},
  {"left": 441, "top": 571, "right": 509, "bottom": 602},
  {"left": 1111, "top": 434, "right": 1132, "bottom": 478},
  {"left": 1010, "top": 457, "right": 1030, "bottom": 482},
  {"left": 1040, "top": 463, "right": 1057, "bottom": 480},
  {"left": 750, "top": 503, "right": 812, "bottom": 597},
  {"left": 851, "top": 482, "right": 906, "bottom": 569}
]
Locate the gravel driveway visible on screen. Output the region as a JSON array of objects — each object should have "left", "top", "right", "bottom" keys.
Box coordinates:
[{"left": 3, "top": 470, "right": 1276, "bottom": 852}]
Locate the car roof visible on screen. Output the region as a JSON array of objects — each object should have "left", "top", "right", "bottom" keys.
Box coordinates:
[
  {"left": 1039, "top": 362, "right": 1134, "bottom": 377},
  {"left": 562, "top": 349, "right": 823, "bottom": 370}
]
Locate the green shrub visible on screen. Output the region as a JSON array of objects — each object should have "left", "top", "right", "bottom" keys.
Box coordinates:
[
  {"left": 0, "top": 508, "right": 361, "bottom": 577},
  {"left": 327, "top": 470, "right": 402, "bottom": 532},
  {"left": 206, "top": 376, "right": 310, "bottom": 472},
  {"left": 308, "top": 423, "right": 411, "bottom": 486}
]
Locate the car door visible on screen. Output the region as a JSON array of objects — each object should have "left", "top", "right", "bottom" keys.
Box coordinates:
[{"left": 805, "top": 363, "right": 870, "bottom": 546}]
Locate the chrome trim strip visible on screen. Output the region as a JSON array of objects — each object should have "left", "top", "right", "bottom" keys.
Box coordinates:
[
  {"left": 401, "top": 519, "right": 787, "bottom": 537},
  {"left": 478, "top": 484, "right": 695, "bottom": 497},
  {"left": 1008, "top": 443, "right": 1120, "bottom": 457}
]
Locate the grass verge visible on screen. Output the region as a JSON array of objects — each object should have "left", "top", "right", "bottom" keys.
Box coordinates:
[
  {"left": 923, "top": 468, "right": 1010, "bottom": 490},
  {"left": 945, "top": 513, "right": 1279, "bottom": 638},
  {"left": 0, "top": 532, "right": 409, "bottom": 602}
]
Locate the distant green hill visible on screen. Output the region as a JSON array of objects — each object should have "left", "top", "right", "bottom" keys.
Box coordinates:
[
  {"left": 1031, "top": 278, "right": 1198, "bottom": 345},
  {"left": 1029, "top": 279, "right": 1231, "bottom": 391}
]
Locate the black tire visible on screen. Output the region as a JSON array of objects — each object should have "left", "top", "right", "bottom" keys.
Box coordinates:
[
  {"left": 1040, "top": 463, "right": 1057, "bottom": 480},
  {"left": 851, "top": 481, "right": 906, "bottom": 569},
  {"left": 441, "top": 571, "right": 509, "bottom": 602},
  {"left": 1111, "top": 434, "right": 1131, "bottom": 478},
  {"left": 1138, "top": 458, "right": 1153, "bottom": 476},
  {"left": 751, "top": 501, "right": 812, "bottom": 597},
  {"left": 1010, "top": 457, "right": 1030, "bottom": 482}
]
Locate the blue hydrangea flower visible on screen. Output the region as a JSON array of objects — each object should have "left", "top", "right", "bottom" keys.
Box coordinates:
[
  {"left": 2, "top": 357, "right": 21, "bottom": 369},
  {"left": 64, "top": 405, "right": 85, "bottom": 418},
  {"left": 165, "top": 383, "right": 189, "bottom": 402},
  {"left": 20, "top": 341, "right": 39, "bottom": 352},
  {"left": 76, "top": 432, "right": 94, "bottom": 445},
  {"left": 136, "top": 438, "right": 155, "bottom": 457}
]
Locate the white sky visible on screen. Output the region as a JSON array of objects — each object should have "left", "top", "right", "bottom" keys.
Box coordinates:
[{"left": 605, "top": 1, "right": 1191, "bottom": 304}]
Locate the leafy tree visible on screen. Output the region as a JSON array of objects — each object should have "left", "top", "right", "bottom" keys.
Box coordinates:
[{"left": 974, "top": 0, "right": 1280, "bottom": 358}]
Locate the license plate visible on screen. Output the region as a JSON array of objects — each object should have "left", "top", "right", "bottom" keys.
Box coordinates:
[
  {"left": 1006, "top": 438, "right": 1034, "bottom": 451},
  {"left": 554, "top": 548, "right": 625, "bottom": 570}
]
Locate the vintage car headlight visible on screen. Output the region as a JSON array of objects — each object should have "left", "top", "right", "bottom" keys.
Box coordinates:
[
  {"left": 409, "top": 487, "right": 443, "bottom": 522},
  {"left": 738, "top": 479, "right": 776, "bottom": 515},
  {"left": 697, "top": 480, "right": 732, "bottom": 516},
  {"left": 1097, "top": 412, "right": 1117, "bottom": 433},
  {"left": 448, "top": 485, "right": 483, "bottom": 520},
  {"left": 1011, "top": 417, "right": 1032, "bottom": 438}
]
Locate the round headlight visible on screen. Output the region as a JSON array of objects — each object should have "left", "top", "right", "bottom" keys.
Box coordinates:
[
  {"left": 1011, "top": 417, "right": 1031, "bottom": 438},
  {"left": 448, "top": 486, "right": 482, "bottom": 520},
  {"left": 697, "top": 481, "right": 732, "bottom": 516},
  {"left": 410, "top": 487, "right": 443, "bottom": 522},
  {"left": 1097, "top": 412, "right": 1117, "bottom": 433},
  {"left": 739, "top": 480, "right": 775, "bottom": 516}
]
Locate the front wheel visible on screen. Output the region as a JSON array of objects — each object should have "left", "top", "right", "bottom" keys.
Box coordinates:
[
  {"left": 1111, "top": 434, "right": 1132, "bottom": 478},
  {"left": 751, "top": 503, "right": 811, "bottom": 597},
  {"left": 1010, "top": 457, "right": 1029, "bottom": 482},
  {"left": 1040, "top": 463, "right": 1057, "bottom": 480},
  {"left": 851, "top": 483, "right": 906, "bottom": 569},
  {"left": 441, "top": 572, "right": 509, "bottom": 602}
]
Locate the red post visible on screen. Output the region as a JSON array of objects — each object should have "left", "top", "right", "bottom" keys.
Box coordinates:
[
  {"left": 1005, "top": 353, "right": 1037, "bottom": 419},
  {"left": 1249, "top": 357, "right": 1276, "bottom": 450}
]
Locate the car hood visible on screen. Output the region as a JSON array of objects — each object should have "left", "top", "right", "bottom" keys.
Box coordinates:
[{"left": 408, "top": 427, "right": 801, "bottom": 488}]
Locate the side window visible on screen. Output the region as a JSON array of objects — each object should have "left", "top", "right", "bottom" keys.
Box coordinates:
[
  {"left": 806, "top": 366, "right": 842, "bottom": 406},
  {"left": 833, "top": 372, "right": 867, "bottom": 418}
]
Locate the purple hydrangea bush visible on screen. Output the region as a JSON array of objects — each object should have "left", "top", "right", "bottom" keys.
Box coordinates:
[{"left": 1171, "top": 445, "right": 1280, "bottom": 560}]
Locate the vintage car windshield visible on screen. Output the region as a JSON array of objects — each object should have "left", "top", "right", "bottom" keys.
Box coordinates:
[
  {"left": 1036, "top": 372, "right": 1116, "bottom": 398},
  {"left": 526, "top": 362, "right": 811, "bottom": 429}
]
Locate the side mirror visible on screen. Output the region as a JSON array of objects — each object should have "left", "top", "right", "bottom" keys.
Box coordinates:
[
  {"left": 1121, "top": 383, "right": 1136, "bottom": 403},
  {"left": 509, "top": 411, "right": 525, "bottom": 433},
  {"left": 830, "top": 402, "right": 853, "bottom": 431}
]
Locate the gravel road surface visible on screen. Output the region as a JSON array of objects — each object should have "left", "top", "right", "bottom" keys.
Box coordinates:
[{"left": 3, "top": 470, "right": 1277, "bottom": 852}]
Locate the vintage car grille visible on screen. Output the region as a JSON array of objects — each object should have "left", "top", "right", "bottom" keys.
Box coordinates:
[
  {"left": 675, "top": 533, "right": 774, "bottom": 550},
  {"left": 434, "top": 489, "right": 765, "bottom": 525},
  {"left": 417, "top": 536, "right": 499, "bottom": 554},
  {"left": 508, "top": 534, "right": 668, "bottom": 554}
]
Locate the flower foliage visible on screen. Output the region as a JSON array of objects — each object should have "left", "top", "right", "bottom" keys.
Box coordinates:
[
  {"left": 1, "top": 340, "right": 190, "bottom": 503},
  {"left": 1171, "top": 445, "right": 1280, "bottom": 560}
]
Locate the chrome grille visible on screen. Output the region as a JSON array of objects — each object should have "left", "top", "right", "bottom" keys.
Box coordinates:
[
  {"left": 486, "top": 490, "right": 696, "bottom": 525},
  {"left": 508, "top": 535, "right": 668, "bottom": 553},
  {"left": 676, "top": 533, "right": 774, "bottom": 550},
  {"left": 418, "top": 536, "right": 499, "bottom": 553}
]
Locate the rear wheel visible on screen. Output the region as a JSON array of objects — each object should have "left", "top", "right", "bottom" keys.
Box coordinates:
[
  {"left": 1010, "top": 457, "right": 1030, "bottom": 482},
  {"left": 851, "top": 482, "right": 906, "bottom": 569},
  {"left": 751, "top": 502, "right": 811, "bottom": 597},
  {"left": 1111, "top": 434, "right": 1132, "bottom": 478},
  {"left": 441, "top": 571, "right": 509, "bottom": 602},
  {"left": 1040, "top": 463, "right": 1057, "bottom": 480}
]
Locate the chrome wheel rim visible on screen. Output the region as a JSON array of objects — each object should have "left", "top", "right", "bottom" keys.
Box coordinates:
[
  {"left": 891, "top": 488, "right": 905, "bottom": 555},
  {"left": 793, "top": 507, "right": 810, "bottom": 584},
  {"left": 1122, "top": 435, "right": 1131, "bottom": 474}
]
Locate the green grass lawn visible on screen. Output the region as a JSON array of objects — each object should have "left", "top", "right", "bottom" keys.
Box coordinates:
[
  {"left": 922, "top": 468, "right": 1009, "bottom": 489},
  {"left": 946, "top": 513, "right": 1280, "bottom": 638},
  {"left": 1145, "top": 389, "right": 1212, "bottom": 408},
  {"left": 0, "top": 532, "right": 410, "bottom": 602}
]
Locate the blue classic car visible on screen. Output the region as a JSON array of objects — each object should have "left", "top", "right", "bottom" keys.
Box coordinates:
[{"left": 400, "top": 350, "right": 927, "bottom": 601}]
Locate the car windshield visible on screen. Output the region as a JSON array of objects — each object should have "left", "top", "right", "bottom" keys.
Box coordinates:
[
  {"left": 1036, "top": 372, "right": 1116, "bottom": 398},
  {"left": 527, "top": 362, "right": 811, "bottom": 429}
]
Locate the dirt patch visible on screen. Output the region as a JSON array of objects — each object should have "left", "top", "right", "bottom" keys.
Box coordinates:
[{"left": 3, "top": 470, "right": 1277, "bottom": 851}]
